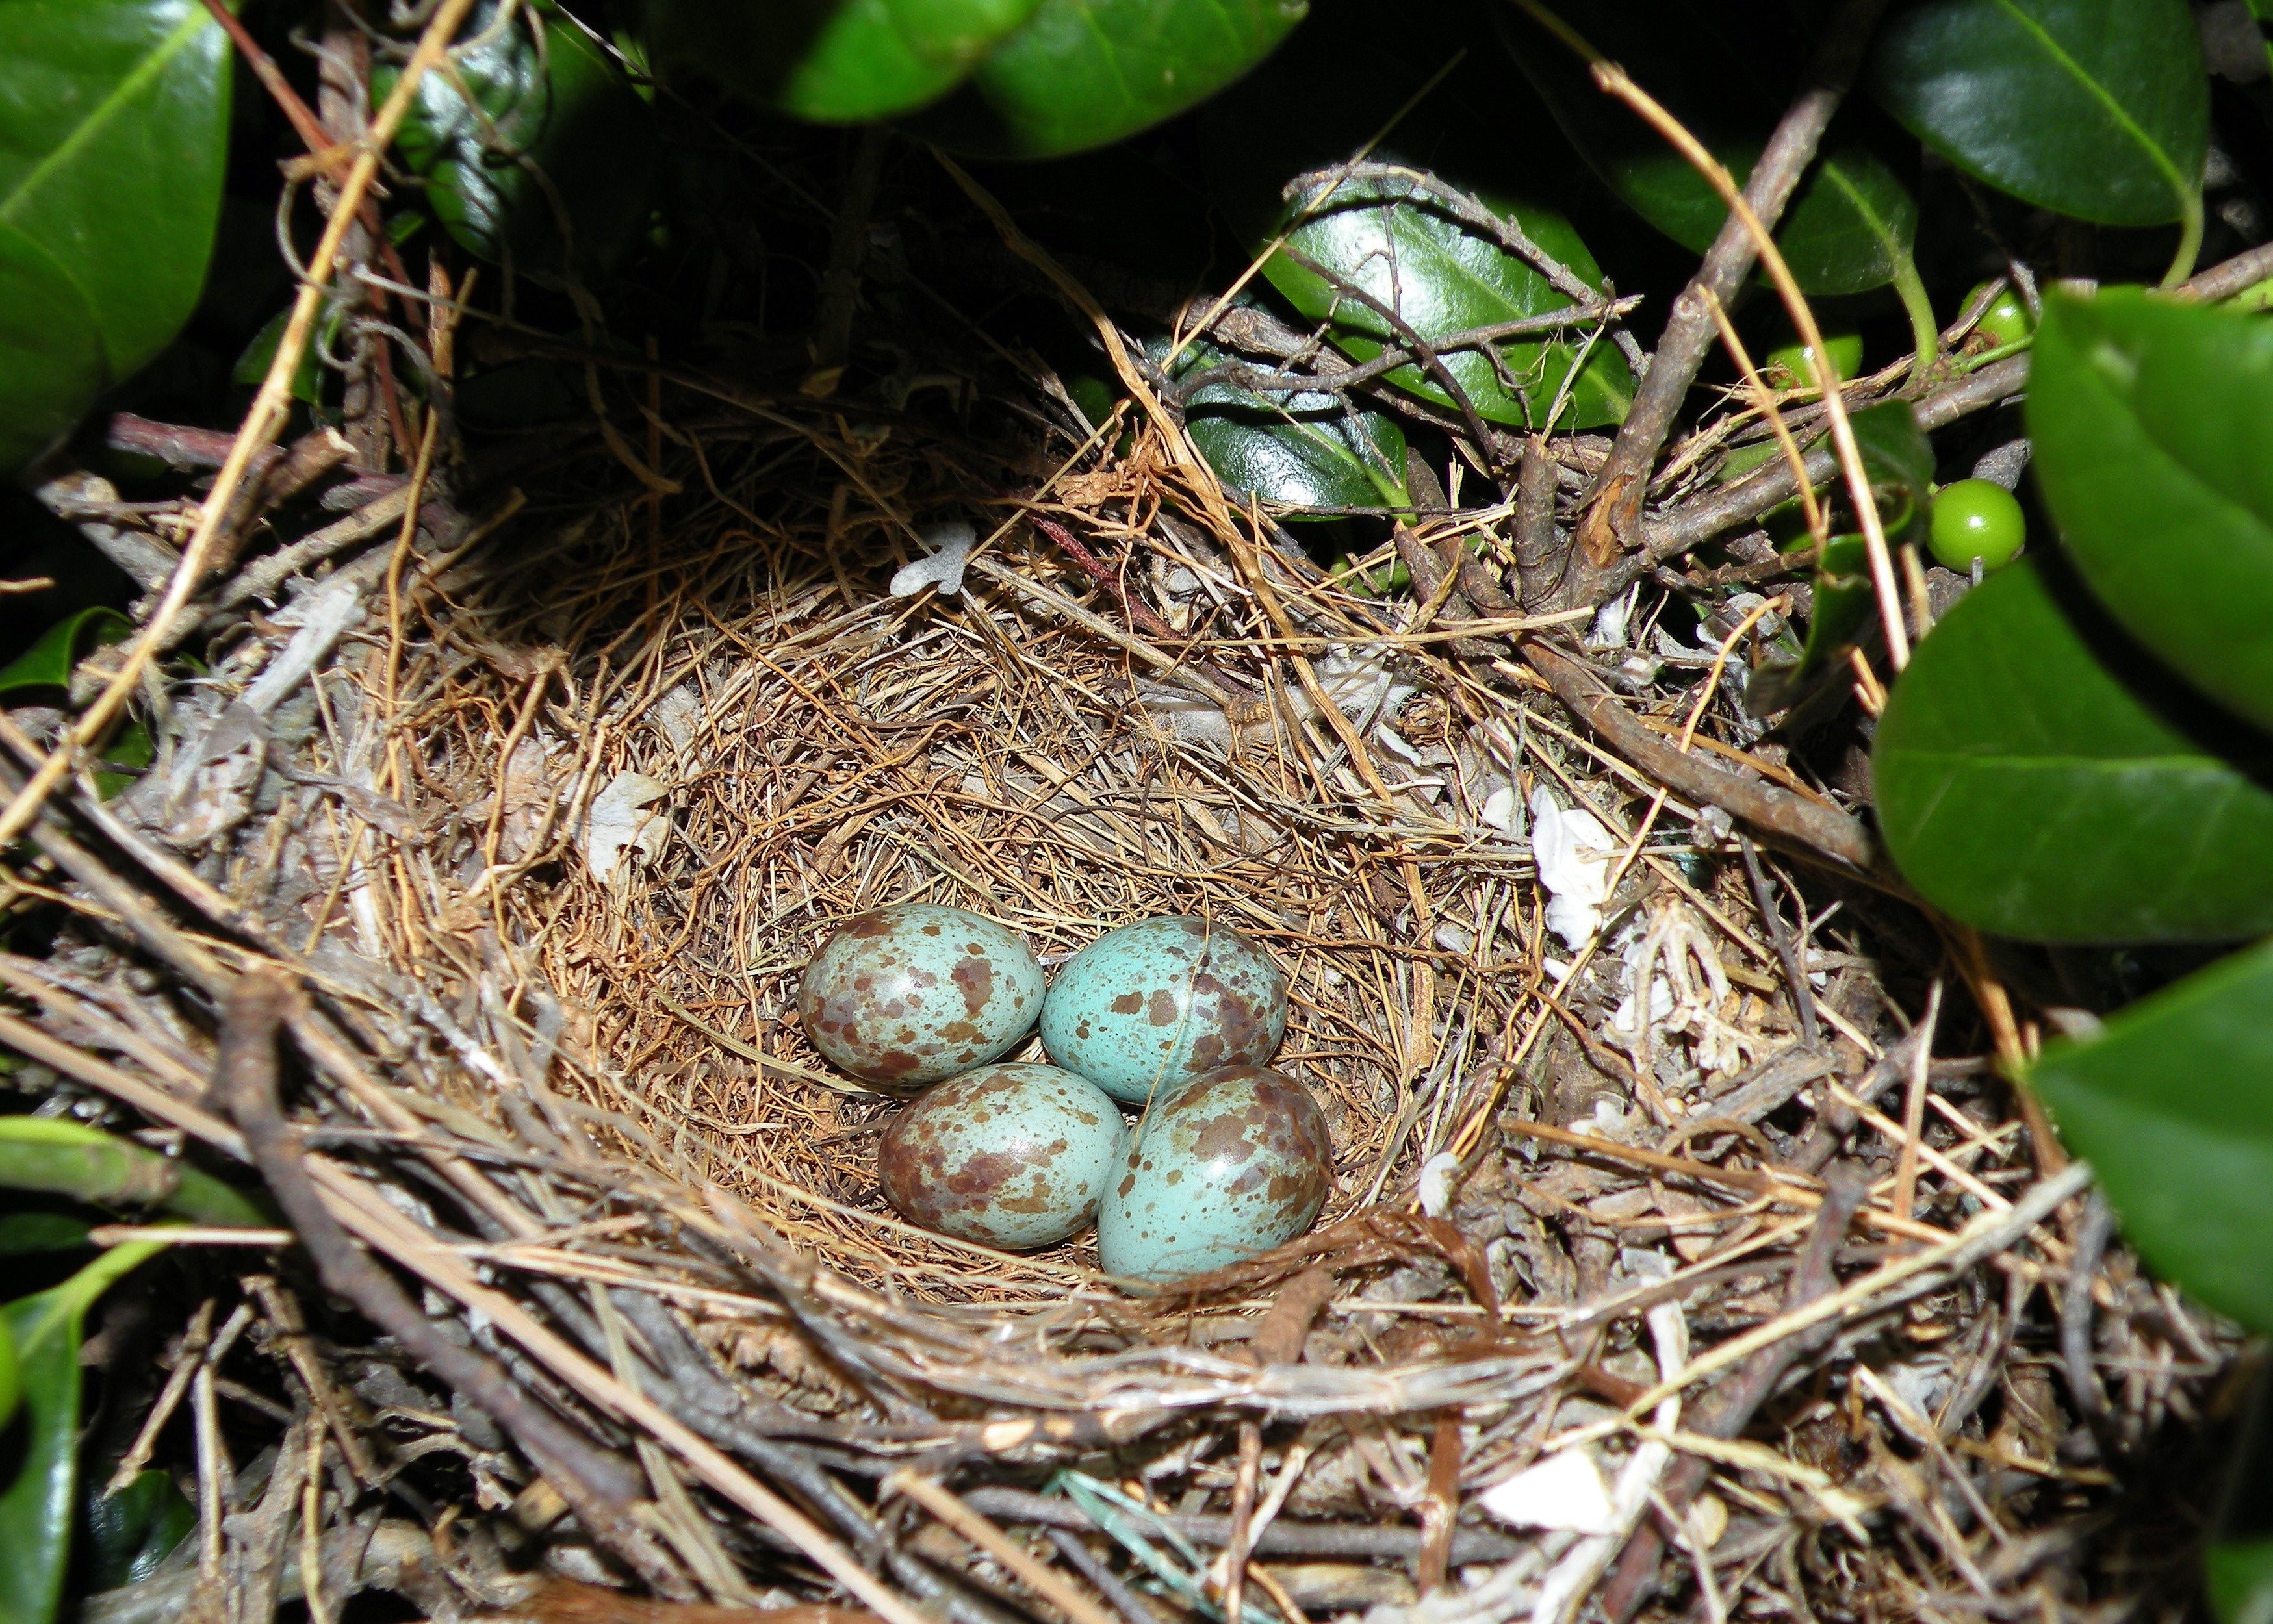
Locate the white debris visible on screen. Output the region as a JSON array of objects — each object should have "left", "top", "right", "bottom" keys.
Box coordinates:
[
  {"left": 650, "top": 683, "right": 702, "bottom": 749},
  {"left": 1135, "top": 643, "right": 1417, "bottom": 750},
  {"left": 1417, "top": 1151, "right": 1465, "bottom": 1217},
  {"left": 889, "top": 521, "right": 976, "bottom": 599},
  {"left": 1478, "top": 1448, "right": 1617, "bottom": 1536},
  {"left": 580, "top": 770, "right": 667, "bottom": 882},
  {"left": 1480, "top": 783, "right": 1524, "bottom": 838},
  {"left": 1609, "top": 900, "right": 1757, "bottom": 1077},
  {"left": 1586, "top": 581, "right": 1639, "bottom": 650},
  {"left": 1530, "top": 784, "right": 1619, "bottom": 950}
]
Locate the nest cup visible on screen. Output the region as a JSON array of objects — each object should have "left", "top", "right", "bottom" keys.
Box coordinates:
[{"left": 418, "top": 483, "right": 1524, "bottom": 1295}]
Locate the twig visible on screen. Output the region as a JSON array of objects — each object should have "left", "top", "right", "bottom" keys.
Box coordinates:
[
  {"left": 1602, "top": 239, "right": 2273, "bottom": 607},
  {"left": 1600, "top": 1166, "right": 1871, "bottom": 1620},
  {"left": 1046, "top": 1531, "right": 1158, "bottom": 1624},
  {"left": 960, "top": 1489, "right": 1530, "bottom": 1566},
  {"left": 1570, "top": 0, "right": 1892, "bottom": 579},
  {"left": 0, "top": 0, "right": 483, "bottom": 854},
  {"left": 1172, "top": 301, "right": 1643, "bottom": 406},
  {"left": 1623, "top": 1161, "right": 2094, "bottom": 1417},
  {"left": 1737, "top": 834, "right": 1818, "bottom": 1045},
  {"left": 1277, "top": 244, "right": 1502, "bottom": 464},
  {"left": 886, "top": 1471, "right": 1123, "bottom": 1624},
  {"left": 1521, "top": 641, "right": 1873, "bottom": 869},
  {"left": 2061, "top": 1193, "right": 2116, "bottom": 1423},
  {"left": 1890, "top": 982, "right": 1944, "bottom": 1224},
  {"left": 1027, "top": 514, "right": 1185, "bottom": 644},
  {"left": 214, "top": 968, "right": 689, "bottom": 1595}
]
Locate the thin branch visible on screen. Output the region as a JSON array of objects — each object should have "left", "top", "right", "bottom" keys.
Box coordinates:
[
  {"left": 1572, "top": 0, "right": 1892, "bottom": 583},
  {"left": 1600, "top": 1165, "right": 1873, "bottom": 1620},
  {"left": 214, "top": 969, "right": 691, "bottom": 1595}
]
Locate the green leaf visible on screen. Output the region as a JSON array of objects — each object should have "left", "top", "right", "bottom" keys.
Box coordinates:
[
  {"left": 0, "top": 1241, "right": 164, "bottom": 1624},
  {"left": 2212, "top": 1541, "right": 2273, "bottom": 1624},
  {"left": 1747, "top": 533, "right": 1874, "bottom": 713},
  {"left": 83, "top": 1469, "right": 194, "bottom": 1592},
  {"left": 1874, "top": 556, "right": 2273, "bottom": 941},
  {"left": 0, "top": 1313, "right": 16, "bottom": 1430},
  {"left": 1260, "top": 171, "right": 1632, "bottom": 431},
  {"left": 1870, "top": 0, "right": 2208, "bottom": 227},
  {"left": 2028, "top": 288, "right": 2273, "bottom": 732},
  {"left": 0, "top": 608, "right": 131, "bottom": 698},
  {"left": 911, "top": 0, "right": 1308, "bottom": 158},
  {"left": 2032, "top": 939, "right": 2273, "bottom": 1332},
  {"left": 648, "top": 0, "right": 1041, "bottom": 121},
  {"left": 0, "top": 225, "right": 106, "bottom": 474},
  {"left": 0, "top": 1119, "right": 271, "bottom": 1229},
  {"left": 1155, "top": 335, "right": 1409, "bottom": 515},
  {"left": 0, "top": 0, "right": 233, "bottom": 472},
  {"left": 230, "top": 307, "right": 328, "bottom": 404},
  {"left": 1498, "top": 3, "right": 1919, "bottom": 295},
  {"left": 385, "top": 2, "right": 656, "bottom": 274},
  {"left": 1847, "top": 398, "right": 1933, "bottom": 547},
  {"left": 0, "top": 1214, "right": 92, "bottom": 1257}
]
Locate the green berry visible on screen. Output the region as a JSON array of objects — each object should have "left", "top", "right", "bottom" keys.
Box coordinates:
[
  {"left": 1964, "top": 283, "right": 2033, "bottom": 349},
  {"left": 1763, "top": 331, "right": 1862, "bottom": 388},
  {"left": 1929, "top": 479, "right": 2026, "bottom": 572}
]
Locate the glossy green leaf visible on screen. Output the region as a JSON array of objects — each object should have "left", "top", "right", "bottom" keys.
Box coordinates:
[
  {"left": 1739, "top": 404, "right": 1929, "bottom": 711},
  {"left": 2029, "top": 289, "right": 2273, "bottom": 731},
  {"left": 0, "top": 1119, "right": 271, "bottom": 1228},
  {"left": 231, "top": 307, "right": 328, "bottom": 404},
  {"left": 2033, "top": 940, "right": 2273, "bottom": 1331},
  {"left": 912, "top": 0, "right": 1307, "bottom": 158},
  {"left": 1747, "top": 533, "right": 1873, "bottom": 713},
  {"left": 385, "top": 2, "right": 656, "bottom": 274},
  {"left": 0, "top": 226, "right": 105, "bottom": 474},
  {"left": 1848, "top": 399, "right": 1933, "bottom": 547},
  {"left": 0, "top": 1313, "right": 17, "bottom": 1430},
  {"left": 1498, "top": 3, "right": 1918, "bottom": 295},
  {"left": 1870, "top": 0, "right": 2208, "bottom": 227},
  {"left": 1156, "top": 336, "right": 1409, "bottom": 515},
  {"left": 0, "top": 608, "right": 130, "bottom": 698},
  {"left": 0, "top": 1241, "right": 164, "bottom": 1624},
  {"left": 0, "top": 1214, "right": 93, "bottom": 1256},
  {"left": 83, "top": 1470, "right": 194, "bottom": 1591},
  {"left": 1874, "top": 557, "right": 2273, "bottom": 941},
  {"left": 2212, "top": 1541, "right": 2273, "bottom": 1624},
  {"left": 0, "top": 0, "right": 233, "bottom": 473},
  {"left": 1264, "top": 172, "right": 1632, "bottom": 431},
  {"left": 647, "top": 0, "right": 1040, "bottom": 121}
]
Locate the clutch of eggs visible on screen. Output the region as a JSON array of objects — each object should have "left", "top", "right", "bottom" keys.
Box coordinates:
[{"left": 800, "top": 906, "right": 1328, "bottom": 1277}]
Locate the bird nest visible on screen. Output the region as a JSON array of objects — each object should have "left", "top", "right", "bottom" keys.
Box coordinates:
[{"left": 5, "top": 344, "right": 2245, "bottom": 1624}]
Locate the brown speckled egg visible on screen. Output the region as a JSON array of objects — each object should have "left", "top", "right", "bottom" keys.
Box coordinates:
[
  {"left": 1040, "top": 916, "right": 1288, "bottom": 1104},
  {"left": 877, "top": 1064, "right": 1131, "bottom": 1249},
  {"left": 1098, "top": 1064, "right": 1332, "bottom": 1281},
  {"left": 799, "top": 904, "right": 1044, "bottom": 1091}
]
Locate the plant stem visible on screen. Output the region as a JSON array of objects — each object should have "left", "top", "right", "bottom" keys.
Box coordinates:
[
  {"left": 2163, "top": 188, "right": 2206, "bottom": 287},
  {"left": 1890, "top": 246, "right": 1938, "bottom": 387}
]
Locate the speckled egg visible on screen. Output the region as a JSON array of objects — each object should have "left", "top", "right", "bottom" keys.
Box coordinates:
[
  {"left": 799, "top": 904, "right": 1045, "bottom": 1090},
  {"left": 1098, "top": 1065, "right": 1333, "bottom": 1281},
  {"left": 877, "top": 1064, "right": 1131, "bottom": 1249},
  {"left": 1040, "top": 917, "right": 1288, "bottom": 1104}
]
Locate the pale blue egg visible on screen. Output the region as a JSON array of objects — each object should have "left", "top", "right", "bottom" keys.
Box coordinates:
[
  {"left": 800, "top": 904, "right": 1044, "bottom": 1091},
  {"left": 877, "top": 1064, "right": 1130, "bottom": 1249},
  {"left": 1098, "top": 1065, "right": 1333, "bottom": 1281},
  {"left": 1039, "top": 917, "right": 1288, "bottom": 1104}
]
